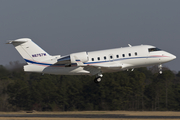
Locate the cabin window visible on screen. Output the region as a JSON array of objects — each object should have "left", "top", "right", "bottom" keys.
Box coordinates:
[
  {"left": 104, "top": 56, "right": 106, "bottom": 60},
  {"left": 110, "top": 56, "right": 113, "bottom": 59},
  {"left": 98, "top": 57, "right": 100, "bottom": 61},
  {"left": 116, "top": 55, "right": 119, "bottom": 58},
  {"left": 92, "top": 58, "right": 94, "bottom": 61},
  {"left": 122, "top": 54, "right": 125, "bottom": 57},
  {"left": 129, "top": 53, "right": 131, "bottom": 57},
  {"left": 135, "top": 52, "right": 137, "bottom": 56}
]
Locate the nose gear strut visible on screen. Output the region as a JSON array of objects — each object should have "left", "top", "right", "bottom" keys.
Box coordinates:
[{"left": 158, "top": 64, "right": 163, "bottom": 74}]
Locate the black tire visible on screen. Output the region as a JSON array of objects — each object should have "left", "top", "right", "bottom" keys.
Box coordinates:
[{"left": 94, "top": 77, "right": 101, "bottom": 83}]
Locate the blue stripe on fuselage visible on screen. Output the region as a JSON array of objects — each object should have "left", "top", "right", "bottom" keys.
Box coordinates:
[
  {"left": 24, "top": 59, "right": 52, "bottom": 66},
  {"left": 24, "top": 59, "right": 77, "bottom": 67},
  {"left": 24, "top": 55, "right": 167, "bottom": 66}
]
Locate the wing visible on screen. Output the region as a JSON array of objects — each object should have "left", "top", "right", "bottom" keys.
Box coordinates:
[
  {"left": 83, "top": 62, "right": 123, "bottom": 75},
  {"left": 54, "top": 55, "right": 123, "bottom": 75}
]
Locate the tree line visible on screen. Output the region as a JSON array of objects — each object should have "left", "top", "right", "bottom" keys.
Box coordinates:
[{"left": 0, "top": 62, "right": 180, "bottom": 111}]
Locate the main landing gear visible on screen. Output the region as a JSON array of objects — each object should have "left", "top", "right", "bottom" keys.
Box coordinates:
[{"left": 94, "top": 73, "right": 103, "bottom": 83}]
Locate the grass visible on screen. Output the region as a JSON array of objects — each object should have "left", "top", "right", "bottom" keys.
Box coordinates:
[
  {"left": 0, "top": 111, "right": 180, "bottom": 120},
  {"left": 1, "top": 111, "right": 180, "bottom": 116},
  {"left": 0, "top": 118, "right": 180, "bottom": 120}
]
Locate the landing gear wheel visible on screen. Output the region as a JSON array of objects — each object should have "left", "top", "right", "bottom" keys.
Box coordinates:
[
  {"left": 158, "top": 64, "right": 163, "bottom": 74},
  {"left": 94, "top": 77, "right": 102, "bottom": 83}
]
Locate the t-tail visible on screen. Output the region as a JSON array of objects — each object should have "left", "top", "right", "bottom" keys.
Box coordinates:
[{"left": 7, "top": 38, "right": 53, "bottom": 64}]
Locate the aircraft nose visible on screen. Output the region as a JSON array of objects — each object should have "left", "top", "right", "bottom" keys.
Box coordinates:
[
  {"left": 167, "top": 53, "right": 176, "bottom": 61},
  {"left": 171, "top": 54, "right": 176, "bottom": 60},
  {"left": 163, "top": 52, "right": 176, "bottom": 62}
]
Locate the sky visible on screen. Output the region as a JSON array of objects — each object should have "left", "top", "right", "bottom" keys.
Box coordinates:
[{"left": 0, "top": 0, "right": 179, "bottom": 72}]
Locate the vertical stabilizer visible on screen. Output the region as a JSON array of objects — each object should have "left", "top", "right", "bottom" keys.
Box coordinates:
[{"left": 7, "top": 38, "right": 51, "bottom": 64}]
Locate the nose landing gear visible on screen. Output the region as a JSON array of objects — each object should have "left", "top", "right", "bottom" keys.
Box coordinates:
[{"left": 159, "top": 64, "right": 163, "bottom": 74}]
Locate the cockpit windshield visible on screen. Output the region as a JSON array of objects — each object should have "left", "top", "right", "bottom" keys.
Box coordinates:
[{"left": 148, "top": 48, "right": 162, "bottom": 52}]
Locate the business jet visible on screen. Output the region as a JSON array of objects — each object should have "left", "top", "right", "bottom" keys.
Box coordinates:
[{"left": 7, "top": 38, "right": 176, "bottom": 83}]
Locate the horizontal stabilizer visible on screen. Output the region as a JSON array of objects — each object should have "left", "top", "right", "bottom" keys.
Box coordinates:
[{"left": 6, "top": 38, "right": 29, "bottom": 44}]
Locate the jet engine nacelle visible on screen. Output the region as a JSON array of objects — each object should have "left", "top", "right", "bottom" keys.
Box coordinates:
[
  {"left": 70, "top": 52, "right": 89, "bottom": 63},
  {"left": 57, "top": 52, "right": 88, "bottom": 65}
]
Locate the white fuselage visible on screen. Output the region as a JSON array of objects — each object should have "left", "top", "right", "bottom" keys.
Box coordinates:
[{"left": 24, "top": 45, "right": 176, "bottom": 75}]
